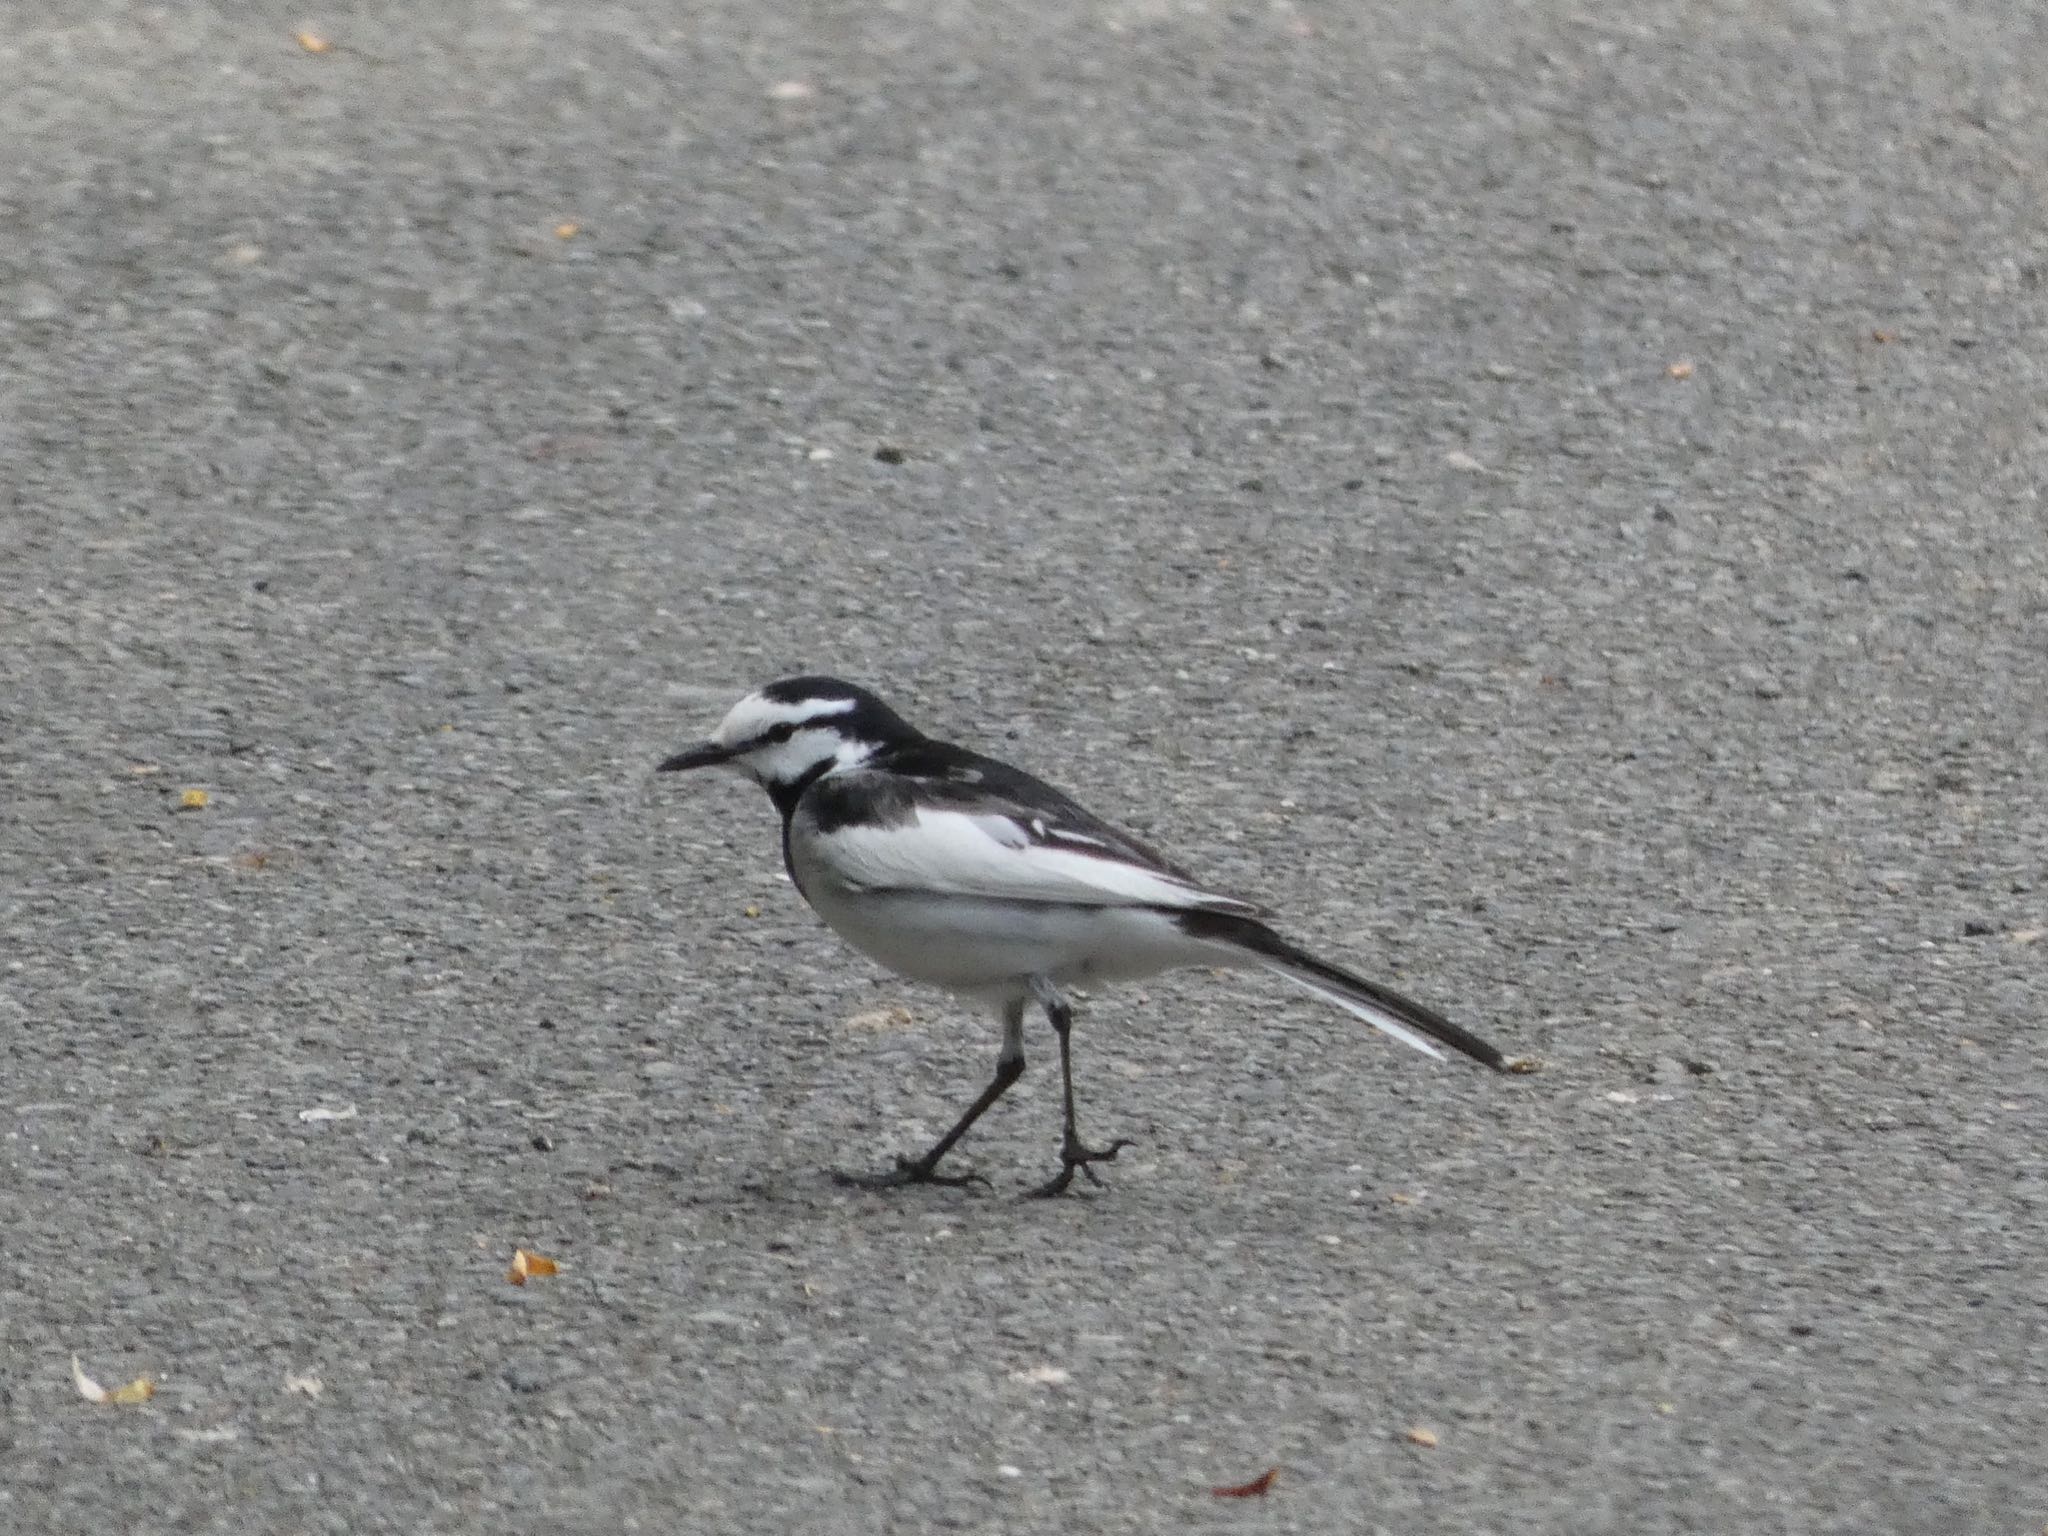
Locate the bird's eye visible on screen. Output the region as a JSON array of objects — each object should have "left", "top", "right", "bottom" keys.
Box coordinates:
[{"left": 762, "top": 722, "right": 798, "bottom": 745}]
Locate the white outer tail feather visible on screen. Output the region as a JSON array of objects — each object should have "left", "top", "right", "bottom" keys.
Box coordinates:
[{"left": 1257, "top": 961, "right": 1449, "bottom": 1061}]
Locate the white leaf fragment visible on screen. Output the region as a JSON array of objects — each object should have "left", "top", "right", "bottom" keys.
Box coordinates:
[
  {"left": 298, "top": 1104, "right": 358, "bottom": 1123},
  {"left": 1008, "top": 1364, "right": 1070, "bottom": 1386},
  {"left": 71, "top": 1354, "right": 108, "bottom": 1403}
]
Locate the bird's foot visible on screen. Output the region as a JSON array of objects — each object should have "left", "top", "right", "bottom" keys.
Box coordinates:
[
  {"left": 832, "top": 1154, "right": 988, "bottom": 1192},
  {"left": 1026, "top": 1135, "right": 1135, "bottom": 1199}
]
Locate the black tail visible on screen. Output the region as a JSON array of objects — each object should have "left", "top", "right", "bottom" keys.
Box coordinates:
[{"left": 1178, "top": 911, "right": 1504, "bottom": 1070}]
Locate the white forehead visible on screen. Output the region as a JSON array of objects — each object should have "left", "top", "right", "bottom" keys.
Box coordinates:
[{"left": 713, "top": 690, "right": 857, "bottom": 747}]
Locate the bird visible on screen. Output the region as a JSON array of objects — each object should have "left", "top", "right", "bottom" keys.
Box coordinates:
[{"left": 657, "top": 676, "right": 1504, "bottom": 1196}]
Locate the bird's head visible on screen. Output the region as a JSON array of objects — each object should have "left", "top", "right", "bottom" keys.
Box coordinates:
[{"left": 658, "top": 676, "right": 920, "bottom": 800}]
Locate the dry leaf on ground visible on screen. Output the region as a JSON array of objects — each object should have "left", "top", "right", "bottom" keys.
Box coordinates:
[
  {"left": 507, "top": 1248, "right": 560, "bottom": 1286},
  {"left": 72, "top": 1355, "right": 155, "bottom": 1406},
  {"left": 1211, "top": 1467, "right": 1278, "bottom": 1498}
]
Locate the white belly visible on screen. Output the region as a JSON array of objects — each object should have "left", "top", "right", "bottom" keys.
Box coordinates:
[{"left": 796, "top": 875, "right": 1226, "bottom": 1006}]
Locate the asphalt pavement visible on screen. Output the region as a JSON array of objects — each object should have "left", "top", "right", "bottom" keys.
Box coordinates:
[{"left": 3, "top": 3, "right": 2044, "bottom": 1531}]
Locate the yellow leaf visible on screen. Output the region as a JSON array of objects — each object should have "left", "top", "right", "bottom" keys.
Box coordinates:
[
  {"left": 553, "top": 221, "right": 580, "bottom": 240},
  {"left": 179, "top": 788, "right": 210, "bottom": 810},
  {"left": 296, "top": 31, "right": 332, "bottom": 53},
  {"left": 1405, "top": 1426, "right": 1439, "bottom": 1448},
  {"left": 506, "top": 1248, "right": 560, "bottom": 1286},
  {"left": 72, "top": 1355, "right": 155, "bottom": 1406}
]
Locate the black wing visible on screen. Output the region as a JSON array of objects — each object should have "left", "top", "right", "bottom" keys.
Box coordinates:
[{"left": 804, "top": 735, "right": 1268, "bottom": 915}]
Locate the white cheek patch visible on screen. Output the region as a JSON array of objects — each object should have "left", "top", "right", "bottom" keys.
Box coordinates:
[{"left": 743, "top": 726, "right": 862, "bottom": 785}]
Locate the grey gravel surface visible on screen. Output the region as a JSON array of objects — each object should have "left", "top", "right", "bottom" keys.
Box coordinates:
[{"left": 4, "top": 2, "right": 2046, "bottom": 1531}]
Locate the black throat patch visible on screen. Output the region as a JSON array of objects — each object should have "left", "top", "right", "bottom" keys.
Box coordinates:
[{"left": 772, "top": 756, "right": 844, "bottom": 892}]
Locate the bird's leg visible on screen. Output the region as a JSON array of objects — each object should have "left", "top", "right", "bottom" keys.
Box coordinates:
[
  {"left": 833, "top": 1001, "right": 1025, "bottom": 1190},
  {"left": 1026, "top": 978, "right": 1134, "bottom": 1199}
]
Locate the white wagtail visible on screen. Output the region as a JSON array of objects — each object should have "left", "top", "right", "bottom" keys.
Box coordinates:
[{"left": 659, "top": 676, "right": 1504, "bottom": 1196}]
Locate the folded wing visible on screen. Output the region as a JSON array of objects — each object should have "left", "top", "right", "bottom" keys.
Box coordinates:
[{"left": 810, "top": 780, "right": 1262, "bottom": 916}]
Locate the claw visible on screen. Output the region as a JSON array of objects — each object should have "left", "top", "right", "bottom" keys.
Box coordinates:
[{"left": 1025, "top": 1136, "right": 1135, "bottom": 1199}]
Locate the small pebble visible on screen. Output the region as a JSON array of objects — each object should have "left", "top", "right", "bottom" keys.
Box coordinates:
[{"left": 503, "top": 1362, "right": 551, "bottom": 1394}]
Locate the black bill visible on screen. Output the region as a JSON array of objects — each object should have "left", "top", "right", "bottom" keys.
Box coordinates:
[{"left": 657, "top": 742, "right": 734, "bottom": 773}]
